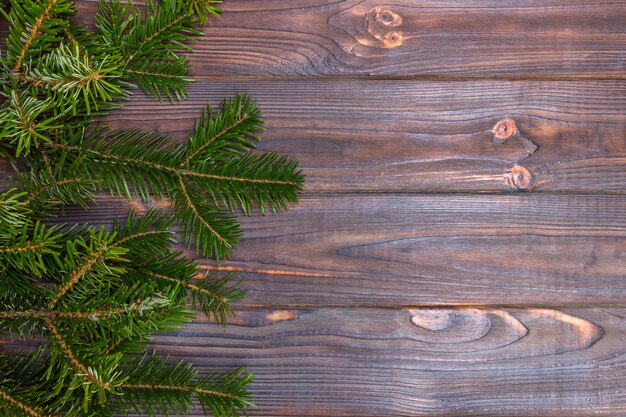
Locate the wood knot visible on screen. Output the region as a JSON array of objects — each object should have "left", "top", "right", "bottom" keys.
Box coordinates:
[
  {"left": 410, "top": 310, "right": 453, "bottom": 331},
  {"left": 505, "top": 164, "right": 534, "bottom": 190},
  {"left": 366, "top": 6, "right": 404, "bottom": 48},
  {"left": 371, "top": 6, "right": 403, "bottom": 27},
  {"left": 492, "top": 118, "right": 518, "bottom": 143}
]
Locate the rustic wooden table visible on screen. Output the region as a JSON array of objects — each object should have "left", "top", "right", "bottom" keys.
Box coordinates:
[{"left": 13, "top": 1, "right": 626, "bottom": 415}]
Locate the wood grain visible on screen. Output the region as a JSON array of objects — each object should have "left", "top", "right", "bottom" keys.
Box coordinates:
[
  {"left": 54, "top": 193, "right": 626, "bottom": 307},
  {"left": 71, "top": 0, "right": 626, "bottom": 78},
  {"left": 137, "top": 307, "right": 626, "bottom": 416},
  {"left": 3, "top": 307, "right": 624, "bottom": 415},
  {"left": 64, "top": 80, "right": 626, "bottom": 193}
]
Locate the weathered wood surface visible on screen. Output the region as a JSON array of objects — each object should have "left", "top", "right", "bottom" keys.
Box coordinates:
[
  {"left": 3, "top": 306, "right": 625, "bottom": 416},
  {"left": 137, "top": 307, "right": 626, "bottom": 416},
  {"left": 2, "top": 1, "right": 625, "bottom": 415},
  {"left": 74, "top": 0, "right": 626, "bottom": 78},
  {"left": 87, "top": 80, "right": 626, "bottom": 193},
  {"left": 56, "top": 193, "right": 626, "bottom": 307}
]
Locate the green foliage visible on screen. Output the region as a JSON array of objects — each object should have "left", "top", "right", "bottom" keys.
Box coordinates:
[{"left": 0, "top": 0, "right": 304, "bottom": 416}]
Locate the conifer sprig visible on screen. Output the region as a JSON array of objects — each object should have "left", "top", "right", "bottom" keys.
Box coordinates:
[{"left": 0, "top": 0, "right": 304, "bottom": 415}]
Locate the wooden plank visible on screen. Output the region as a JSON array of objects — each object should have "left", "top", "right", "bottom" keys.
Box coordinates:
[
  {"left": 135, "top": 307, "right": 626, "bottom": 415},
  {"left": 54, "top": 193, "right": 626, "bottom": 307},
  {"left": 90, "top": 80, "right": 626, "bottom": 193},
  {"left": 3, "top": 306, "right": 625, "bottom": 415},
  {"left": 72, "top": 0, "right": 626, "bottom": 78}
]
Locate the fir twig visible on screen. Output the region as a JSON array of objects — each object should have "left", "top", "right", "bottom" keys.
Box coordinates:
[{"left": 0, "top": 0, "right": 304, "bottom": 415}]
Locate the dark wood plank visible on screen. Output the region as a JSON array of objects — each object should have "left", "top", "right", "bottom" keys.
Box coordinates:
[
  {"left": 68, "top": 80, "right": 626, "bottom": 193},
  {"left": 130, "top": 307, "right": 626, "bottom": 416},
  {"left": 72, "top": 0, "right": 626, "bottom": 78},
  {"left": 54, "top": 193, "right": 626, "bottom": 307},
  {"left": 0, "top": 308, "right": 626, "bottom": 417},
  {"left": 4, "top": 307, "right": 625, "bottom": 415}
]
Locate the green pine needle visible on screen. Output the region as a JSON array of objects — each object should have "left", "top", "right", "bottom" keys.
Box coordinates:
[{"left": 0, "top": 0, "right": 304, "bottom": 415}]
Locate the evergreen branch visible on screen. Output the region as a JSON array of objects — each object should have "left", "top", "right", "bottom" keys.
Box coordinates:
[
  {"left": 20, "top": 43, "right": 127, "bottom": 115},
  {"left": 118, "top": 354, "right": 252, "bottom": 417},
  {"left": 26, "top": 177, "right": 92, "bottom": 209},
  {"left": 189, "top": 272, "right": 243, "bottom": 324},
  {"left": 11, "top": 163, "right": 97, "bottom": 211},
  {"left": 120, "top": 4, "right": 193, "bottom": 64},
  {"left": 124, "top": 69, "right": 184, "bottom": 79},
  {"left": 51, "top": 141, "right": 296, "bottom": 184},
  {"left": 112, "top": 230, "right": 171, "bottom": 248},
  {"left": 0, "top": 90, "right": 60, "bottom": 156},
  {"left": 0, "top": 0, "right": 304, "bottom": 413},
  {"left": 178, "top": 175, "right": 228, "bottom": 247},
  {"left": 95, "top": 0, "right": 134, "bottom": 49},
  {"left": 110, "top": 208, "right": 176, "bottom": 259},
  {"left": 28, "top": 177, "right": 83, "bottom": 200},
  {"left": 0, "top": 303, "right": 139, "bottom": 320},
  {"left": 0, "top": 222, "right": 61, "bottom": 276},
  {"left": 12, "top": 0, "right": 58, "bottom": 72},
  {"left": 182, "top": 0, "right": 222, "bottom": 24},
  {"left": 3, "top": 0, "right": 73, "bottom": 73},
  {"left": 0, "top": 191, "right": 30, "bottom": 234},
  {"left": 125, "top": 265, "right": 242, "bottom": 324},
  {"left": 0, "top": 241, "right": 46, "bottom": 255},
  {"left": 121, "top": 383, "right": 236, "bottom": 399},
  {"left": 124, "top": 57, "right": 192, "bottom": 102},
  {"left": 47, "top": 239, "right": 109, "bottom": 309},
  {"left": 44, "top": 318, "right": 111, "bottom": 391},
  {"left": 173, "top": 177, "right": 241, "bottom": 259},
  {"left": 184, "top": 94, "right": 262, "bottom": 164},
  {"left": 0, "top": 389, "right": 54, "bottom": 417}
]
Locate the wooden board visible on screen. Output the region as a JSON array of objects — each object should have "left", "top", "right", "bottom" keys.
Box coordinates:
[
  {"left": 2, "top": 1, "right": 626, "bottom": 415},
  {"left": 85, "top": 80, "right": 626, "bottom": 193},
  {"left": 72, "top": 0, "right": 626, "bottom": 78},
  {"left": 146, "top": 307, "right": 626, "bottom": 416},
  {"left": 3, "top": 306, "right": 624, "bottom": 416},
  {"left": 55, "top": 193, "right": 626, "bottom": 307}
]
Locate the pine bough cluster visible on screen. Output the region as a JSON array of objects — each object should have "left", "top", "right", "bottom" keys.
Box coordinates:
[{"left": 0, "top": 1, "right": 304, "bottom": 415}]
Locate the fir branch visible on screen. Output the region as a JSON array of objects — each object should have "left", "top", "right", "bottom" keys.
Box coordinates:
[
  {"left": 3, "top": 0, "right": 74, "bottom": 72},
  {"left": 19, "top": 43, "right": 127, "bottom": 115},
  {"left": 0, "top": 0, "right": 304, "bottom": 414},
  {"left": 0, "top": 304, "right": 138, "bottom": 321},
  {"left": 46, "top": 240, "right": 109, "bottom": 309},
  {"left": 121, "top": 383, "right": 237, "bottom": 399},
  {"left": 0, "top": 90, "right": 60, "bottom": 156},
  {"left": 177, "top": 174, "right": 231, "bottom": 247},
  {"left": 12, "top": 0, "right": 58, "bottom": 72},
  {"left": 184, "top": 95, "right": 262, "bottom": 164},
  {"left": 183, "top": 0, "right": 223, "bottom": 24},
  {"left": 118, "top": 354, "right": 253, "bottom": 417},
  {"left": 44, "top": 318, "right": 111, "bottom": 391},
  {"left": 0, "top": 241, "right": 46, "bottom": 255},
  {"left": 0, "top": 221, "right": 61, "bottom": 276},
  {"left": 0, "top": 389, "right": 54, "bottom": 417}
]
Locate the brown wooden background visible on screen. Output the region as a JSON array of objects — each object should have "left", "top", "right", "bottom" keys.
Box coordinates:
[{"left": 9, "top": 1, "right": 626, "bottom": 415}]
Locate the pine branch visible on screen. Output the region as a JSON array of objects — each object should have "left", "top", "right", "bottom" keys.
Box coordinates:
[
  {"left": 0, "top": 0, "right": 304, "bottom": 414},
  {"left": 0, "top": 389, "right": 54, "bottom": 417},
  {"left": 42, "top": 99, "right": 303, "bottom": 258},
  {"left": 125, "top": 56, "right": 192, "bottom": 102},
  {"left": 0, "top": 90, "right": 60, "bottom": 156},
  {"left": 47, "top": 228, "right": 128, "bottom": 309},
  {"left": 0, "top": 221, "right": 61, "bottom": 276},
  {"left": 19, "top": 43, "right": 127, "bottom": 115},
  {"left": 45, "top": 318, "right": 111, "bottom": 391},
  {"left": 118, "top": 354, "right": 253, "bottom": 417},
  {"left": 174, "top": 176, "right": 241, "bottom": 259},
  {"left": 5, "top": 0, "right": 73, "bottom": 73},
  {"left": 183, "top": 0, "right": 223, "bottom": 24},
  {"left": 184, "top": 94, "right": 263, "bottom": 164}
]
